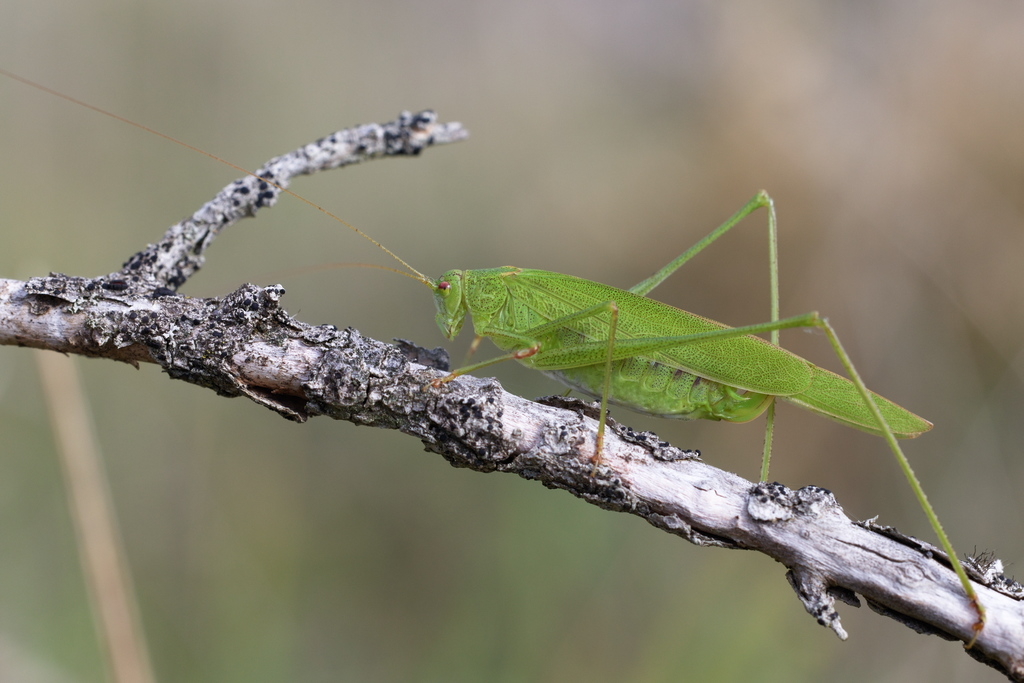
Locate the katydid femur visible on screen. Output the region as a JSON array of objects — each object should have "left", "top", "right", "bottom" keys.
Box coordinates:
[{"left": 2, "top": 70, "right": 984, "bottom": 643}]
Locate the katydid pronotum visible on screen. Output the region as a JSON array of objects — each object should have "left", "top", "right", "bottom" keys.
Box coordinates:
[{"left": 2, "top": 69, "right": 985, "bottom": 643}]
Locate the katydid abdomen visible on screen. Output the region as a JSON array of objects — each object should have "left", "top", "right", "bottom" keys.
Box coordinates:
[
  {"left": 542, "top": 357, "right": 775, "bottom": 423},
  {"left": 433, "top": 266, "right": 931, "bottom": 439}
]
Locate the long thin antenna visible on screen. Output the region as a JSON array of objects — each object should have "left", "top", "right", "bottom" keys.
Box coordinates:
[{"left": 0, "top": 68, "right": 434, "bottom": 288}]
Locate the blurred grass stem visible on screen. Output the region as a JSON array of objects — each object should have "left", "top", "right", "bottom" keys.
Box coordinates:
[{"left": 35, "top": 351, "right": 156, "bottom": 683}]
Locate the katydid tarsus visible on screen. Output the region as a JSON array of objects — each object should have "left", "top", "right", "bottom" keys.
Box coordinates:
[{"left": 3, "top": 70, "right": 985, "bottom": 643}]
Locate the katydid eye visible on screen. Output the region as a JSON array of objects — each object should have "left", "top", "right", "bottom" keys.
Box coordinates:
[{"left": 438, "top": 281, "right": 450, "bottom": 291}]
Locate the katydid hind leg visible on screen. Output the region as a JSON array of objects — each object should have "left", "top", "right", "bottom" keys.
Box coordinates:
[
  {"left": 813, "top": 318, "right": 985, "bottom": 642},
  {"left": 526, "top": 312, "right": 821, "bottom": 371},
  {"left": 628, "top": 191, "right": 775, "bottom": 297},
  {"left": 606, "top": 301, "right": 988, "bottom": 636},
  {"left": 623, "top": 191, "right": 782, "bottom": 479},
  {"left": 762, "top": 193, "right": 780, "bottom": 481},
  {"left": 614, "top": 188, "right": 983, "bottom": 634},
  {"left": 642, "top": 276, "right": 983, "bottom": 633}
]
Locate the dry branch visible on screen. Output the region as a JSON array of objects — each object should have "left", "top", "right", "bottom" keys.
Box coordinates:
[{"left": 1, "top": 111, "right": 1023, "bottom": 680}]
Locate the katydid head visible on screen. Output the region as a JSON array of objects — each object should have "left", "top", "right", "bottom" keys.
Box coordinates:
[{"left": 432, "top": 269, "right": 468, "bottom": 340}]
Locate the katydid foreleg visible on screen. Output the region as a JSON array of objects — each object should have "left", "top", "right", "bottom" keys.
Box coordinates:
[{"left": 432, "top": 297, "right": 624, "bottom": 461}]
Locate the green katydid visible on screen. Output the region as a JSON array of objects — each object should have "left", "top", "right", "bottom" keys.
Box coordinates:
[
  {"left": 428, "top": 194, "right": 930, "bottom": 450},
  {"left": 2, "top": 69, "right": 984, "bottom": 642},
  {"left": 421, "top": 193, "right": 983, "bottom": 642}
]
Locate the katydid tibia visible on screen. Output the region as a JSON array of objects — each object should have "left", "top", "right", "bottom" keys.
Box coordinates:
[{"left": 2, "top": 70, "right": 984, "bottom": 643}]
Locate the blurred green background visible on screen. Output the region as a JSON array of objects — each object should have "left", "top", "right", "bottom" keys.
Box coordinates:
[{"left": 2, "top": 1, "right": 1023, "bottom": 681}]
